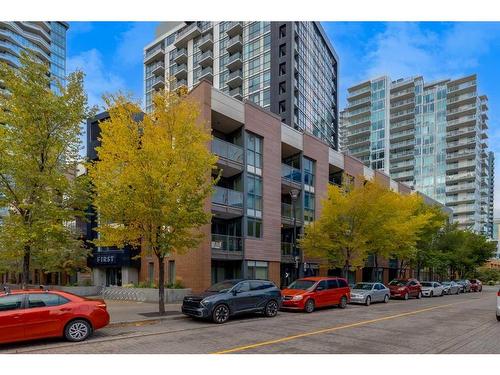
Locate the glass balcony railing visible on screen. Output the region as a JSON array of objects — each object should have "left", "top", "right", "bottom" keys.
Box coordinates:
[
  {"left": 211, "top": 234, "right": 243, "bottom": 252},
  {"left": 281, "top": 203, "right": 301, "bottom": 220},
  {"left": 211, "top": 138, "right": 244, "bottom": 164},
  {"left": 282, "top": 164, "right": 301, "bottom": 183},
  {"left": 281, "top": 242, "right": 298, "bottom": 257},
  {"left": 212, "top": 186, "right": 243, "bottom": 208}
]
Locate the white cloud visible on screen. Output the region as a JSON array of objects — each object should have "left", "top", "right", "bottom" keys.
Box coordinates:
[
  {"left": 67, "top": 48, "right": 128, "bottom": 110},
  {"left": 114, "top": 22, "right": 157, "bottom": 68}
]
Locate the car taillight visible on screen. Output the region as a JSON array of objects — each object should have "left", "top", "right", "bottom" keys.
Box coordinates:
[{"left": 497, "top": 290, "right": 500, "bottom": 297}]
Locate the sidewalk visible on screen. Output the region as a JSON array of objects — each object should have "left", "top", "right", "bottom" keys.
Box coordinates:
[{"left": 98, "top": 299, "right": 184, "bottom": 325}]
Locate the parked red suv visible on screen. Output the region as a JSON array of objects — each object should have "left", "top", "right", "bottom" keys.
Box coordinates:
[
  {"left": 469, "top": 279, "right": 483, "bottom": 292},
  {"left": 281, "top": 277, "right": 350, "bottom": 313},
  {"left": 0, "top": 288, "right": 110, "bottom": 345},
  {"left": 388, "top": 279, "right": 422, "bottom": 300}
]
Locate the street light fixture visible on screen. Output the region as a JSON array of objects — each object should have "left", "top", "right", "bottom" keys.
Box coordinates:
[{"left": 289, "top": 189, "right": 300, "bottom": 279}]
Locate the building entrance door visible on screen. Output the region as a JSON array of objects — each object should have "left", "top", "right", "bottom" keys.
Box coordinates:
[{"left": 106, "top": 267, "right": 122, "bottom": 286}]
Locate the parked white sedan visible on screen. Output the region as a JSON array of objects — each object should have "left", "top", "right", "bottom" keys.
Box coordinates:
[{"left": 421, "top": 281, "right": 444, "bottom": 297}]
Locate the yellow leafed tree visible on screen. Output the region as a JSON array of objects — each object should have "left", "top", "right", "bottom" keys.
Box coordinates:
[{"left": 87, "top": 90, "right": 218, "bottom": 313}]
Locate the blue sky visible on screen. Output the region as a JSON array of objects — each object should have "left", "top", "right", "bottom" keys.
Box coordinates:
[{"left": 67, "top": 21, "right": 500, "bottom": 215}]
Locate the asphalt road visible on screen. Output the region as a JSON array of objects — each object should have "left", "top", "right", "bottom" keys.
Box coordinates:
[{"left": 1, "top": 286, "right": 499, "bottom": 354}]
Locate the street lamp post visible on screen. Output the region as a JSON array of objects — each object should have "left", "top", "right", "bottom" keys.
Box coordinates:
[{"left": 289, "top": 189, "right": 300, "bottom": 279}]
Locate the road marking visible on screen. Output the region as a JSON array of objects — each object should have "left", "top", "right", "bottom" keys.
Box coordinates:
[{"left": 213, "top": 300, "right": 471, "bottom": 354}]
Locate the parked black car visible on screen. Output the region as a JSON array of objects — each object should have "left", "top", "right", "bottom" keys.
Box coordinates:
[
  {"left": 182, "top": 279, "right": 282, "bottom": 323},
  {"left": 456, "top": 279, "right": 472, "bottom": 293}
]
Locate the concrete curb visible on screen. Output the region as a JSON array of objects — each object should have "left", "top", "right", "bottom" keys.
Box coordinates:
[{"left": 109, "top": 313, "right": 186, "bottom": 327}]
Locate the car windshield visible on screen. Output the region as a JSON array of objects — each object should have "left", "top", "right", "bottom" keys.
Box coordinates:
[
  {"left": 353, "top": 283, "right": 373, "bottom": 290},
  {"left": 421, "top": 282, "right": 433, "bottom": 287},
  {"left": 389, "top": 280, "right": 406, "bottom": 286},
  {"left": 442, "top": 282, "right": 451, "bottom": 285},
  {"left": 287, "top": 280, "right": 316, "bottom": 290},
  {"left": 206, "top": 280, "right": 240, "bottom": 293}
]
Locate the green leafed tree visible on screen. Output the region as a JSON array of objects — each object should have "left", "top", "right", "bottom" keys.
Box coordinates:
[
  {"left": 87, "top": 89, "right": 218, "bottom": 313},
  {"left": 0, "top": 51, "right": 93, "bottom": 287}
]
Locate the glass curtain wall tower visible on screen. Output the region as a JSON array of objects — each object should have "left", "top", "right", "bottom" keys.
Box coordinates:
[{"left": 343, "top": 75, "right": 493, "bottom": 235}]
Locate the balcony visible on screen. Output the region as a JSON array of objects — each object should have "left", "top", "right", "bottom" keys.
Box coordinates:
[
  {"left": 199, "top": 34, "right": 213, "bottom": 51},
  {"left": 446, "top": 194, "right": 476, "bottom": 205},
  {"left": 390, "top": 108, "right": 414, "bottom": 121},
  {"left": 390, "top": 128, "right": 414, "bottom": 141},
  {"left": 227, "top": 52, "right": 242, "bottom": 71},
  {"left": 151, "top": 76, "right": 165, "bottom": 90},
  {"left": 281, "top": 203, "right": 303, "bottom": 226},
  {"left": 348, "top": 85, "right": 371, "bottom": 99},
  {"left": 199, "top": 51, "right": 213, "bottom": 67},
  {"left": 390, "top": 98, "right": 415, "bottom": 110},
  {"left": 390, "top": 87, "right": 414, "bottom": 99},
  {"left": 452, "top": 205, "right": 477, "bottom": 215},
  {"left": 144, "top": 45, "right": 164, "bottom": 64},
  {"left": 446, "top": 138, "right": 477, "bottom": 152},
  {"left": 212, "top": 138, "right": 244, "bottom": 177},
  {"left": 212, "top": 186, "right": 243, "bottom": 218},
  {"left": 447, "top": 103, "right": 476, "bottom": 119},
  {"left": 174, "top": 48, "right": 188, "bottom": 64},
  {"left": 447, "top": 161, "right": 477, "bottom": 173},
  {"left": 229, "top": 86, "right": 243, "bottom": 101},
  {"left": 447, "top": 80, "right": 476, "bottom": 95},
  {"left": 390, "top": 118, "right": 415, "bottom": 132},
  {"left": 446, "top": 172, "right": 476, "bottom": 183},
  {"left": 349, "top": 145, "right": 370, "bottom": 157},
  {"left": 174, "top": 23, "right": 201, "bottom": 47},
  {"left": 173, "top": 63, "right": 188, "bottom": 79},
  {"left": 226, "top": 69, "right": 242, "bottom": 88},
  {"left": 446, "top": 127, "right": 476, "bottom": 140},
  {"left": 226, "top": 22, "right": 243, "bottom": 37},
  {"left": 281, "top": 242, "right": 299, "bottom": 263},
  {"left": 227, "top": 35, "right": 243, "bottom": 54},
  {"left": 390, "top": 150, "right": 414, "bottom": 161},
  {"left": 349, "top": 137, "right": 370, "bottom": 149},
  {"left": 149, "top": 61, "right": 165, "bottom": 76},
  {"left": 347, "top": 126, "right": 370, "bottom": 137},
  {"left": 348, "top": 115, "right": 370, "bottom": 128},
  {"left": 390, "top": 140, "right": 415, "bottom": 151},
  {"left": 173, "top": 79, "right": 187, "bottom": 90},
  {"left": 446, "top": 183, "right": 476, "bottom": 194},
  {"left": 348, "top": 105, "right": 371, "bottom": 119},
  {"left": 348, "top": 96, "right": 371, "bottom": 110},
  {"left": 282, "top": 164, "right": 302, "bottom": 185},
  {"left": 447, "top": 91, "right": 476, "bottom": 107},
  {"left": 446, "top": 149, "right": 476, "bottom": 163},
  {"left": 200, "top": 66, "right": 213, "bottom": 81},
  {"left": 447, "top": 115, "right": 476, "bottom": 129},
  {"left": 211, "top": 234, "right": 243, "bottom": 260},
  {"left": 390, "top": 161, "right": 414, "bottom": 172}
]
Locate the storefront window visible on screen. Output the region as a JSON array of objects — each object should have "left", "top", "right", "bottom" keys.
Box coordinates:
[{"left": 247, "top": 261, "right": 268, "bottom": 279}]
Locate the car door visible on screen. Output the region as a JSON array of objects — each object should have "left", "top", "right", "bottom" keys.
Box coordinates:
[
  {"left": 315, "top": 280, "right": 329, "bottom": 307},
  {"left": 249, "top": 281, "right": 268, "bottom": 309},
  {"left": 230, "top": 281, "right": 254, "bottom": 313},
  {"left": 374, "top": 283, "right": 384, "bottom": 302},
  {"left": 325, "top": 279, "right": 340, "bottom": 306},
  {"left": 0, "top": 294, "right": 26, "bottom": 344},
  {"left": 408, "top": 280, "right": 417, "bottom": 297},
  {"left": 23, "top": 293, "right": 72, "bottom": 339}
]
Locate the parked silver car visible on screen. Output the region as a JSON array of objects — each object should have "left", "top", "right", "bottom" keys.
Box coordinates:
[
  {"left": 421, "top": 281, "right": 444, "bottom": 297},
  {"left": 441, "top": 281, "right": 460, "bottom": 295},
  {"left": 456, "top": 279, "right": 472, "bottom": 293},
  {"left": 350, "top": 282, "right": 390, "bottom": 306}
]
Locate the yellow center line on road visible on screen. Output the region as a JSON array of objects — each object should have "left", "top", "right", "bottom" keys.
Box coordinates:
[{"left": 213, "top": 300, "right": 472, "bottom": 354}]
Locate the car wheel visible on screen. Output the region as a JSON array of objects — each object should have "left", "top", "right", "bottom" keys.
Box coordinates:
[
  {"left": 456, "top": 289, "right": 460, "bottom": 295},
  {"left": 430, "top": 291, "right": 433, "bottom": 298},
  {"left": 339, "top": 295, "right": 348, "bottom": 309},
  {"left": 64, "top": 319, "right": 92, "bottom": 342},
  {"left": 416, "top": 291, "right": 422, "bottom": 299},
  {"left": 212, "top": 304, "right": 230, "bottom": 324},
  {"left": 384, "top": 294, "right": 389, "bottom": 303},
  {"left": 365, "top": 296, "right": 371, "bottom": 306},
  {"left": 264, "top": 300, "right": 279, "bottom": 318},
  {"left": 404, "top": 292, "right": 409, "bottom": 300},
  {"left": 304, "top": 299, "right": 315, "bottom": 313},
  {"left": 497, "top": 314, "right": 500, "bottom": 322},
  {"left": 479, "top": 287, "right": 482, "bottom": 292}
]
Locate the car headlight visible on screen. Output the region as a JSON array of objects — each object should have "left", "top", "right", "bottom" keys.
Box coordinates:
[
  {"left": 291, "top": 295, "right": 303, "bottom": 301},
  {"left": 200, "top": 298, "right": 211, "bottom": 307}
]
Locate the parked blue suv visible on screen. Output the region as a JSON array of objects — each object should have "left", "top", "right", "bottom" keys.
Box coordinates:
[{"left": 182, "top": 279, "right": 282, "bottom": 323}]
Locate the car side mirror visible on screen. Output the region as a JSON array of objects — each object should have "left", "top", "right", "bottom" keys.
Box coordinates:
[{"left": 232, "top": 289, "right": 239, "bottom": 295}]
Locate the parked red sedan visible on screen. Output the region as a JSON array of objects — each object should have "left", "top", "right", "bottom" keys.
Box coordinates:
[
  {"left": 469, "top": 279, "right": 483, "bottom": 292},
  {"left": 281, "top": 277, "right": 350, "bottom": 313},
  {"left": 388, "top": 278, "right": 422, "bottom": 300},
  {"left": 0, "top": 288, "right": 109, "bottom": 345}
]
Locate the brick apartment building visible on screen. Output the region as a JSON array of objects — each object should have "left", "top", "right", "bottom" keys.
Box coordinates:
[{"left": 86, "top": 81, "right": 449, "bottom": 292}]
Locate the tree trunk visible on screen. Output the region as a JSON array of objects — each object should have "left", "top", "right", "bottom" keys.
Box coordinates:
[
  {"left": 416, "top": 261, "right": 421, "bottom": 280},
  {"left": 373, "top": 255, "right": 379, "bottom": 282},
  {"left": 157, "top": 254, "right": 165, "bottom": 314},
  {"left": 22, "top": 245, "right": 30, "bottom": 289}
]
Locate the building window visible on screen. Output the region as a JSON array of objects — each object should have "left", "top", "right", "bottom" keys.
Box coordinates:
[
  {"left": 279, "top": 62, "right": 286, "bottom": 76},
  {"left": 250, "top": 92, "right": 260, "bottom": 104},
  {"left": 304, "top": 157, "right": 315, "bottom": 187},
  {"left": 279, "top": 43, "right": 286, "bottom": 57},
  {"left": 304, "top": 192, "right": 315, "bottom": 223},
  {"left": 279, "top": 100, "right": 286, "bottom": 114},
  {"left": 247, "top": 261, "right": 268, "bottom": 279},
  {"left": 279, "top": 81, "right": 286, "bottom": 94},
  {"left": 263, "top": 88, "right": 270, "bottom": 107},
  {"left": 247, "top": 175, "right": 263, "bottom": 217},
  {"left": 148, "top": 262, "right": 154, "bottom": 284},
  {"left": 279, "top": 24, "right": 286, "bottom": 38},
  {"left": 246, "top": 132, "right": 263, "bottom": 174},
  {"left": 168, "top": 260, "right": 176, "bottom": 285},
  {"left": 247, "top": 218, "right": 262, "bottom": 238}
]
